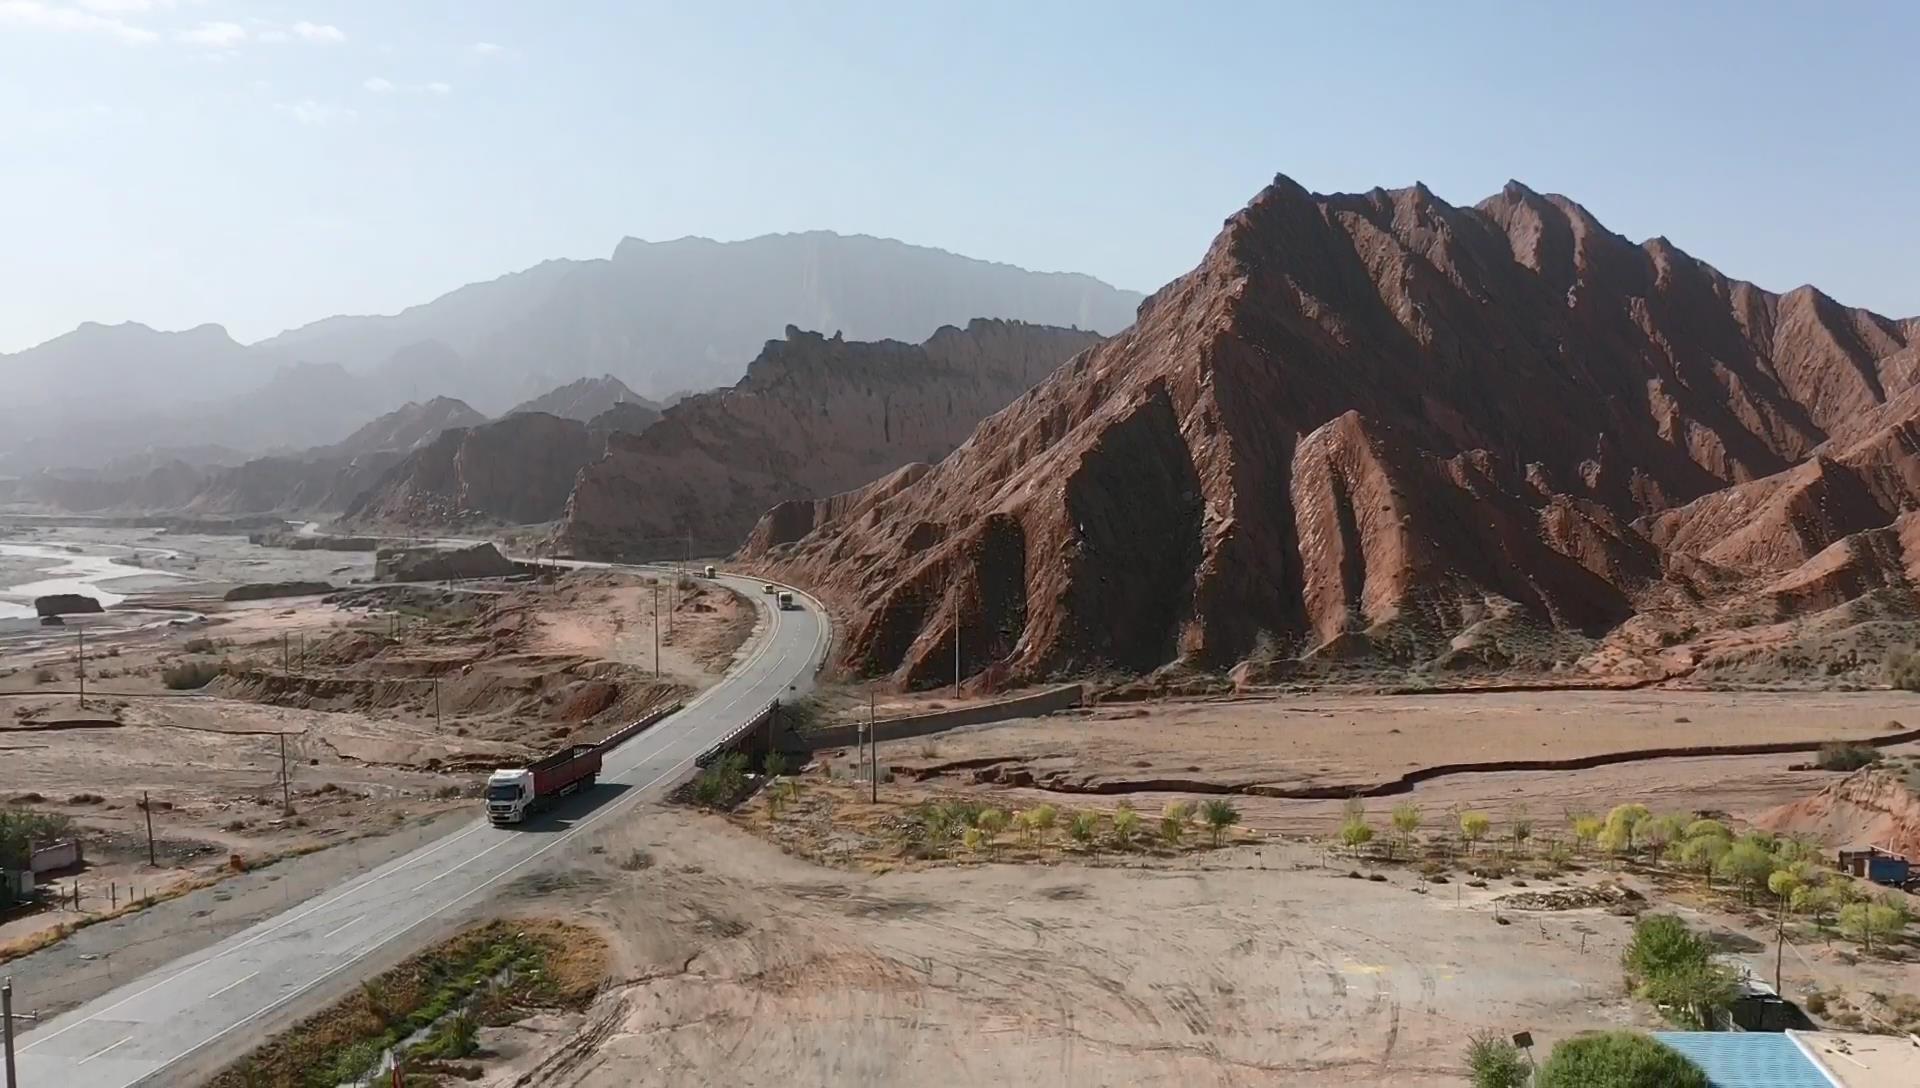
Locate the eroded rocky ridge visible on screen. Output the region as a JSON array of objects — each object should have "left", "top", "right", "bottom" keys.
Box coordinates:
[
  {"left": 746, "top": 176, "right": 1920, "bottom": 687},
  {"left": 556, "top": 320, "right": 1101, "bottom": 559}
]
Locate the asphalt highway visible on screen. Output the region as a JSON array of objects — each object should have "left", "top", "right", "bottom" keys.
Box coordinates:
[{"left": 12, "top": 571, "right": 827, "bottom": 1087}]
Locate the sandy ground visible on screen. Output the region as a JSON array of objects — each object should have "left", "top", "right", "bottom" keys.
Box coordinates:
[
  {"left": 896, "top": 689, "right": 1918, "bottom": 789},
  {"left": 471, "top": 806, "right": 1648, "bottom": 1088}
]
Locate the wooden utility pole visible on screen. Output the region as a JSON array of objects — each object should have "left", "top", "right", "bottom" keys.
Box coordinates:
[
  {"left": 954, "top": 618, "right": 961, "bottom": 692},
  {"left": 869, "top": 686, "right": 878, "bottom": 804},
  {"left": 282, "top": 633, "right": 290, "bottom": 676},
  {"left": 143, "top": 790, "right": 156, "bottom": 867},
  {"left": 433, "top": 678, "right": 442, "bottom": 732},
  {"left": 76, "top": 625, "right": 85, "bottom": 707},
  {"left": 278, "top": 732, "right": 291, "bottom": 814},
  {"left": 651, "top": 581, "right": 660, "bottom": 678}
]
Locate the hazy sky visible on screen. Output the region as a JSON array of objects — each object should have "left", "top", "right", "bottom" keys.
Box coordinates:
[{"left": 2, "top": 2, "right": 1915, "bottom": 351}]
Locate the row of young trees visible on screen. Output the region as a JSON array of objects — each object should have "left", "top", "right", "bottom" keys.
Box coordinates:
[
  {"left": 1337, "top": 798, "right": 1911, "bottom": 951},
  {"left": 916, "top": 797, "right": 1244, "bottom": 855}
]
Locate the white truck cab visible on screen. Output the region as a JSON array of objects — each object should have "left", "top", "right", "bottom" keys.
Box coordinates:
[
  {"left": 703, "top": 564, "right": 716, "bottom": 578},
  {"left": 486, "top": 768, "right": 535, "bottom": 824}
]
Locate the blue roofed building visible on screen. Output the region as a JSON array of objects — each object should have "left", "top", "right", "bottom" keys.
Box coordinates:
[{"left": 1653, "top": 1030, "right": 1913, "bottom": 1088}]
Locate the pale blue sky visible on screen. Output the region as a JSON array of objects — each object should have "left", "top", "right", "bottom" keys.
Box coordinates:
[{"left": 2, "top": 1, "right": 1914, "bottom": 351}]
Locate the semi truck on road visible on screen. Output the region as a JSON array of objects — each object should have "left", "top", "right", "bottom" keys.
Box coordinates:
[{"left": 486, "top": 743, "right": 602, "bottom": 825}]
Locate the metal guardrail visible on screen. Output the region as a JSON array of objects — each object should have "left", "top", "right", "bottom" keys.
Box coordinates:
[
  {"left": 594, "top": 701, "right": 683, "bottom": 752},
  {"left": 694, "top": 700, "right": 778, "bottom": 768}
]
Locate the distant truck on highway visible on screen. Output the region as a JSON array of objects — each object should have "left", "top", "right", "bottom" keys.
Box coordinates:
[
  {"left": 703, "top": 564, "right": 716, "bottom": 577},
  {"left": 485, "top": 743, "right": 602, "bottom": 825},
  {"left": 777, "top": 591, "right": 795, "bottom": 610}
]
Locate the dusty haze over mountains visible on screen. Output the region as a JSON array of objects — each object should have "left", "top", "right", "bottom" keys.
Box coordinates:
[{"left": 0, "top": 232, "right": 1141, "bottom": 475}]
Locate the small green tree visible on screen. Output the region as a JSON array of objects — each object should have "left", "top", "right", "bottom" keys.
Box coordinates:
[
  {"left": 1459, "top": 811, "right": 1491, "bottom": 854},
  {"left": 1682, "top": 818, "right": 1730, "bottom": 842},
  {"left": 1623, "top": 914, "right": 1712, "bottom": 984},
  {"left": 1110, "top": 803, "right": 1140, "bottom": 848},
  {"left": 1675, "top": 833, "right": 1730, "bottom": 889},
  {"left": 1840, "top": 894, "right": 1911, "bottom": 953},
  {"left": 1636, "top": 813, "right": 1687, "bottom": 855},
  {"left": 1603, "top": 803, "right": 1651, "bottom": 854},
  {"left": 962, "top": 826, "right": 985, "bottom": 856},
  {"left": 977, "top": 807, "right": 1009, "bottom": 856},
  {"left": 1160, "top": 800, "right": 1194, "bottom": 846},
  {"left": 1714, "top": 840, "right": 1777, "bottom": 904},
  {"left": 1640, "top": 960, "right": 1737, "bottom": 1029},
  {"left": 763, "top": 751, "right": 790, "bottom": 778},
  {"left": 1509, "top": 806, "right": 1534, "bottom": 855},
  {"left": 1390, "top": 801, "right": 1422, "bottom": 859},
  {"left": 1570, "top": 813, "right": 1604, "bottom": 856},
  {"left": 1536, "top": 1031, "right": 1708, "bottom": 1088},
  {"left": 1069, "top": 810, "right": 1099, "bottom": 849},
  {"left": 1464, "top": 1033, "right": 1529, "bottom": 1088},
  {"left": 1340, "top": 818, "right": 1374, "bottom": 852},
  {"left": 1199, "top": 799, "right": 1239, "bottom": 846},
  {"left": 1029, "top": 804, "right": 1059, "bottom": 845}
]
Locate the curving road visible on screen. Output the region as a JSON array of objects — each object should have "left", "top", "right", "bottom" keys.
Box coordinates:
[{"left": 12, "top": 572, "right": 828, "bottom": 1088}]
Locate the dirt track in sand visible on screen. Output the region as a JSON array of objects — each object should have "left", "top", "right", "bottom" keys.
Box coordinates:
[{"left": 476, "top": 807, "right": 1650, "bottom": 1088}]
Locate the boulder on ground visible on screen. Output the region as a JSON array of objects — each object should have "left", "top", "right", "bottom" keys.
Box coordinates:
[
  {"left": 35, "top": 593, "right": 103, "bottom": 617},
  {"left": 223, "top": 580, "right": 334, "bottom": 602},
  {"left": 375, "top": 542, "right": 520, "bottom": 583}
]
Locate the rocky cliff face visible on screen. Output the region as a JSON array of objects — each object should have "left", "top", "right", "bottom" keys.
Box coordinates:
[
  {"left": 747, "top": 176, "right": 1920, "bottom": 687},
  {"left": 555, "top": 320, "right": 1103, "bottom": 559},
  {"left": 344, "top": 412, "right": 597, "bottom": 527}
]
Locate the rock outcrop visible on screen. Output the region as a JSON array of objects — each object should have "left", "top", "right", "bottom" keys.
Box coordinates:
[
  {"left": 556, "top": 320, "right": 1102, "bottom": 559},
  {"left": 345, "top": 412, "right": 597, "bottom": 527},
  {"left": 747, "top": 176, "right": 1920, "bottom": 687},
  {"left": 375, "top": 543, "right": 519, "bottom": 582},
  {"left": 35, "top": 594, "right": 103, "bottom": 617},
  {"left": 223, "top": 581, "right": 334, "bottom": 602},
  {"left": 1756, "top": 768, "right": 1920, "bottom": 861}
]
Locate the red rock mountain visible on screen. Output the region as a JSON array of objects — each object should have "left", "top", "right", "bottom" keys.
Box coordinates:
[
  {"left": 747, "top": 176, "right": 1920, "bottom": 687},
  {"left": 555, "top": 320, "right": 1102, "bottom": 559}
]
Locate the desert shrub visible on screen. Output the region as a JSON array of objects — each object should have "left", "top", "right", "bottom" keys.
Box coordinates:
[
  {"left": 161, "top": 660, "right": 223, "bottom": 690},
  {"left": 68, "top": 792, "right": 105, "bottom": 805},
  {"left": 1068, "top": 810, "right": 1099, "bottom": 847},
  {"left": 1464, "top": 1033, "right": 1529, "bottom": 1088},
  {"left": 1159, "top": 800, "right": 1194, "bottom": 845},
  {"left": 690, "top": 751, "right": 749, "bottom": 807},
  {"left": 1200, "top": 799, "right": 1239, "bottom": 845},
  {"left": 184, "top": 637, "right": 217, "bottom": 654},
  {"left": 618, "top": 849, "right": 653, "bottom": 871},
  {"left": 1109, "top": 803, "right": 1139, "bottom": 847},
  {"left": 32, "top": 667, "right": 56, "bottom": 684},
  {"left": 762, "top": 750, "right": 790, "bottom": 778},
  {"left": 1816, "top": 741, "right": 1881, "bottom": 772},
  {"left": 1536, "top": 1031, "right": 1707, "bottom": 1088},
  {"left": 1886, "top": 647, "right": 1920, "bottom": 690}
]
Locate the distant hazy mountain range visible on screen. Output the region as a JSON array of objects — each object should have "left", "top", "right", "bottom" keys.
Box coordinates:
[{"left": 0, "top": 232, "right": 1142, "bottom": 474}]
